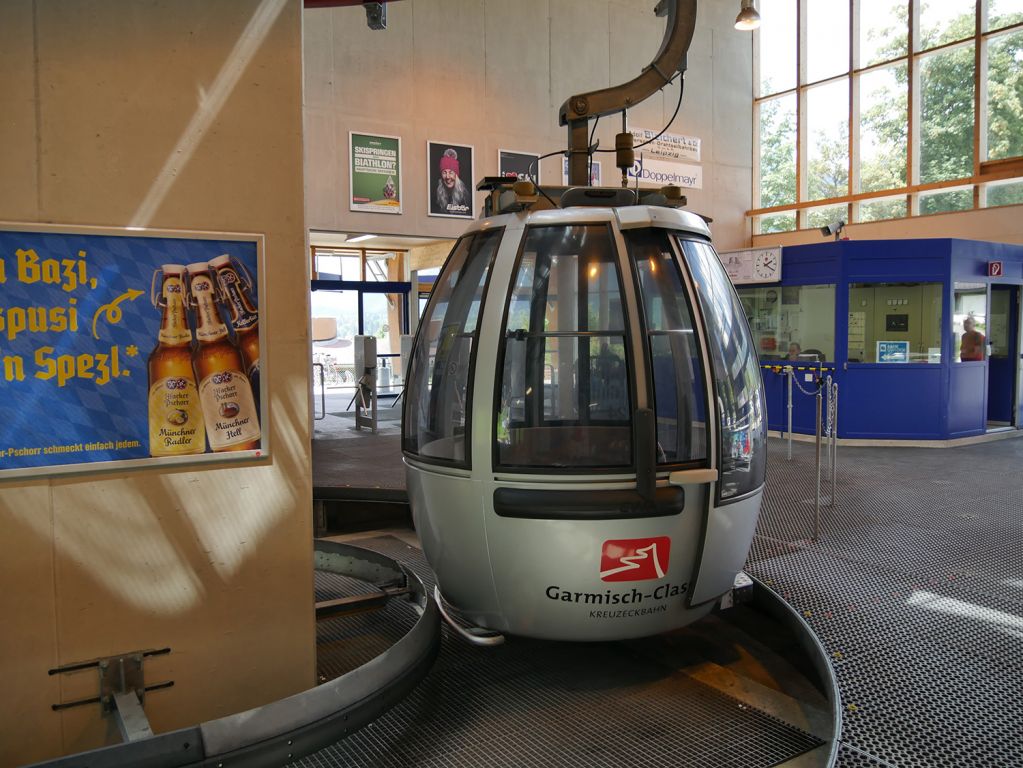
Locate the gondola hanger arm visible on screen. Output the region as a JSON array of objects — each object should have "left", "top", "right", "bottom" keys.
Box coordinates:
[{"left": 559, "top": 0, "right": 697, "bottom": 186}]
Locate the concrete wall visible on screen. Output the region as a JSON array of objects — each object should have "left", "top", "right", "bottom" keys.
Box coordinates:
[
  {"left": 0, "top": 1, "right": 314, "bottom": 764},
  {"left": 304, "top": 0, "right": 755, "bottom": 251}
]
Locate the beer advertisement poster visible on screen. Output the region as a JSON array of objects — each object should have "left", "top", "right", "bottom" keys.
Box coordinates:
[
  {"left": 0, "top": 224, "right": 265, "bottom": 478},
  {"left": 349, "top": 132, "right": 402, "bottom": 214},
  {"left": 427, "top": 141, "right": 475, "bottom": 219},
  {"left": 498, "top": 150, "right": 539, "bottom": 182}
]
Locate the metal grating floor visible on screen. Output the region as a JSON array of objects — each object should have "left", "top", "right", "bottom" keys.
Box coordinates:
[
  {"left": 315, "top": 568, "right": 423, "bottom": 680},
  {"left": 301, "top": 434, "right": 1023, "bottom": 768},
  {"left": 750, "top": 437, "right": 1023, "bottom": 768},
  {"left": 299, "top": 537, "right": 824, "bottom": 768}
]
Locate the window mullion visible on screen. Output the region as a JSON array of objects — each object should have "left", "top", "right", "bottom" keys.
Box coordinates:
[
  {"left": 752, "top": 19, "right": 762, "bottom": 224},
  {"left": 753, "top": 18, "right": 762, "bottom": 99},
  {"left": 850, "top": 76, "right": 861, "bottom": 200},
  {"left": 972, "top": 0, "right": 982, "bottom": 212},
  {"left": 848, "top": 0, "right": 857, "bottom": 201},
  {"left": 850, "top": 0, "right": 861, "bottom": 72},
  {"left": 974, "top": 0, "right": 986, "bottom": 195},
  {"left": 797, "top": 0, "right": 808, "bottom": 228},
  {"left": 908, "top": 0, "right": 920, "bottom": 214},
  {"left": 753, "top": 100, "right": 762, "bottom": 211}
]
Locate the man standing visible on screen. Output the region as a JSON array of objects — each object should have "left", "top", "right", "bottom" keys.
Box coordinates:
[{"left": 960, "top": 316, "right": 985, "bottom": 361}]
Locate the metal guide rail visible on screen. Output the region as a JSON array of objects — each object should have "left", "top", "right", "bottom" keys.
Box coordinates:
[
  {"left": 762, "top": 364, "right": 840, "bottom": 542},
  {"left": 27, "top": 540, "right": 440, "bottom": 768},
  {"left": 302, "top": 536, "right": 843, "bottom": 768}
]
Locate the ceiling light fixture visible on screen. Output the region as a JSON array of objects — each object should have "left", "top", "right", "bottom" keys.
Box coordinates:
[
  {"left": 347, "top": 234, "right": 377, "bottom": 243},
  {"left": 735, "top": 0, "right": 761, "bottom": 31}
]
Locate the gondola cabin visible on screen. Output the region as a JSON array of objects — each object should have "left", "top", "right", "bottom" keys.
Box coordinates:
[{"left": 402, "top": 189, "right": 767, "bottom": 641}]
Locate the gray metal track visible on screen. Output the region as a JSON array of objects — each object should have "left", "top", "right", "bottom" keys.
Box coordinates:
[
  {"left": 300, "top": 536, "right": 835, "bottom": 768},
  {"left": 307, "top": 433, "right": 1023, "bottom": 767},
  {"left": 25, "top": 541, "right": 440, "bottom": 768},
  {"left": 38, "top": 431, "right": 1016, "bottom": 767}
]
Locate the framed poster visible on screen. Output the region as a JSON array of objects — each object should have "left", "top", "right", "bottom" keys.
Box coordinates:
[
  {"left": 0, "top": 222, "right": 267, "bottom": 479},
  {"left": 562, "top": 156, "right": 602, "bottom": 186},
  {"left": 349, "top": 132, "right": 402, "bottom": 214},
  {"left": 427, "top": 141, "right": 475, "bottom": 218},
  {"left": 498, "top": 149, "right": 540, "bottom": 182}
]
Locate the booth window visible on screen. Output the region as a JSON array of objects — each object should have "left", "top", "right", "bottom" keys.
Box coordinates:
[
  {"left": 496, "top": 224, "right": 632, "bottom": 469},
  {"left": 626, "top": 228, "right": 709, "bottom": 465},
  {"left": 677, "top": 239, "right": 767, "bottom": 502},
  {"left": 736, "top": 284, "right": 836, "bottom": 363},
  {"left": 847, "top": 282, "right": 943, "bottom": 363},
  {"left": 953, "top": 282, "right": 988, "bottom": 363},
  {"left": 403, "top": 228, "right": 502, "bottom": 466}
]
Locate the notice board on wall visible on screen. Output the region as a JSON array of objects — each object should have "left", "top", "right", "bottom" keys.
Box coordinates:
[{"left": 0, "top": 223, "right": 267, "bottom": 479}]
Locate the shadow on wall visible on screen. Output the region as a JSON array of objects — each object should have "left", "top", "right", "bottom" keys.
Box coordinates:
[{"left": 1, "top": 385, "right": 315, "bottom": 759}]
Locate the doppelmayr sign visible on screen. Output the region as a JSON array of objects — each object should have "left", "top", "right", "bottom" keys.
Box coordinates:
[{"left": 628, "top": 155, "right": 703, "bottom": 190}]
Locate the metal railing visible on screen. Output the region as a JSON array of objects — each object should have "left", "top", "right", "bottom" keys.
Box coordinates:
[
  {"left": 764, "top": 364, "right": 840, "bottom": 542},
  {"left": 28, "top": 540, "right": 440, "bottom": 768},
  {"left": 312, "top": 362, "right": 326, "bottom": 420},
  {"left": 312, "top": 353, "right": 403, "bottom": 392}
]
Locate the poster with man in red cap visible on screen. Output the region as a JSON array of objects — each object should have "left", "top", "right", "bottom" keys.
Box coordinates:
[{"left": 428, "top": 141, "right": 474, "bottom": 219}]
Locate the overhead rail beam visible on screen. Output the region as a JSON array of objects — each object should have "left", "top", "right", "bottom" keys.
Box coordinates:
[
  {"left": 559, "top": 0, "right": 697, "bottom": 186},
  {"left": 303, "top": 0, "right": 401, "bottom": 8}
]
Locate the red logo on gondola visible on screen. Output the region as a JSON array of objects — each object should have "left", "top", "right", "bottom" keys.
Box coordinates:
[{"left": 600, "top": 537, "right": 671, "bottom": 582}]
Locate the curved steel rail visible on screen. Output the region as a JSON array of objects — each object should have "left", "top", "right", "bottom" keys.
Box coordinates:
[
  {"left": 749, "top": 574, "right": 843, "bottom": 767},
  {"left": 28, "top": 540, "right": 440, "bottom": 768}
]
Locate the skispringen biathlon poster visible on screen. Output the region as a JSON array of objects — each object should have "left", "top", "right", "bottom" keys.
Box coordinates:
[{"left": 350, "top": 132, "right": 402, "bottom": 214}]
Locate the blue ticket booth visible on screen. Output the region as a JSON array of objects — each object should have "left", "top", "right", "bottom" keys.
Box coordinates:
[{"left": 735, "top": 239, "right": 1023, "bottom": 440}]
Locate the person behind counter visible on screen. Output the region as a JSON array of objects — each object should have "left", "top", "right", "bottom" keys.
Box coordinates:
[
  {"left": 786, "top": 342, "right": 801, "bottom": 361},
  {"left": 960, "top": 316, "right": 985, "bottom": 361}
]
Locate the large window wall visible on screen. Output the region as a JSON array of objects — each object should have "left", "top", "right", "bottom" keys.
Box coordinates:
[{"left": 754, "top": 0, "right": 1023, "bottom": 234}]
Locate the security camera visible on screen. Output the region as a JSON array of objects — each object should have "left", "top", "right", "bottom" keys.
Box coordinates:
[
  {"left": 364, "top": 2, "right": 386, "bottom": 30},
  {"left": 820, "top": 220, "right": 846, "bottom": 241}
]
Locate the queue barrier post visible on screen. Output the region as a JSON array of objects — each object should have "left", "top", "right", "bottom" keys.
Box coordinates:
[
  {"left": 787, "top": 367, "right": 794, "bottom": 461},
  {"left": 761, "top": 362, "right": 839, "bottom": 529},
  {"left": 830, "top": 380, "right": 839, "bottom": 508},
  {"left": 814, "top": 382, "right": 822, "bottom": 543}
]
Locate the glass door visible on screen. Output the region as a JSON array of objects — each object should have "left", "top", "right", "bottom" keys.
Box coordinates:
[
  {"left": 987, "top": 284, "right": 1015, "bottom": 429},
  {"left": 361, "top": 291, "right": 406, "bottom": 390},
  {"left": 311, "top": 290, "right": 360, "bottom": 391},
  {"left": 1016, "top": 287, "right": 1023, "bottom": 428}
]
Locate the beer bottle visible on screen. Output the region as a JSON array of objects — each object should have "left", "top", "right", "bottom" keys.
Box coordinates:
[
  {"left": 186, "top": 262, "right": 261, "bottom": 452},
  {"left": 209, "top": 254, "right": 260, "bottom": 402},
  {"left": 148, "top": 264, "right": 206, "bottom": 456}
]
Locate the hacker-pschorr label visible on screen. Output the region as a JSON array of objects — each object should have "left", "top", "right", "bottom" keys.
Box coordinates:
[{"left": 544, "top": 537, "right": 689, "bottom": 619}]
